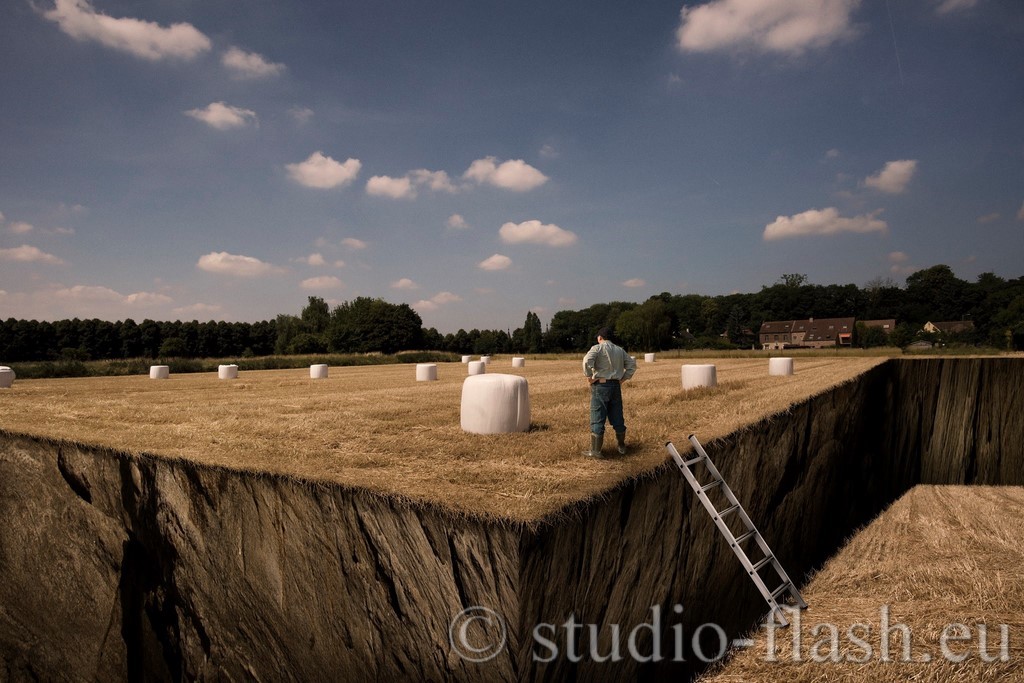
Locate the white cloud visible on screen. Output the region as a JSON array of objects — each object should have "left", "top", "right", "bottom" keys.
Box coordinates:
[
  {"left": 499, "top": 219, "right": 578, "bottom": 247},
  {"left": 479, "top": 254, "right": 512, "bottom": 271},
  {"left": 391, "top": 278, "right": 419, "bottom": 290},
  {"left": 123, "top": 291, "right": 174, "bottom": 305},
  {"left": 184, "top": 102, "right": 257, "bottom": 130},
  {"left": 1017, "top": 202, "right": 1024, "bottom": 221},
  {"left": 333, "top": 260, "right": 346, "bottom": 268},
  {"left": 196, "top": 251, "right": 285, "bottom": 277},
  {"left": 286, "top": 152, "right": 361, "bottom": 189},
  {"left": 0, "top": 211, "right": 4, "bottom": 222},
  {"left": 172, "top": 303, "right": 222, "bottom": 316},
  {"left": 410, "top": 169, "right": 458, "bottom": 193},
  {"left": 366, "top": 175, "right": 416, "bottom": 199},
  {"left": 288, "top": 106, "right": 314, "bottom": 124},
  {"left": 0, "top": 244, "right": 65, "bottom": 264},
  {"left": 539, "top": 144, "right": 560, "bottom": 159},
  {"left": 367, "top": 169, "right": 458, "bottom": 199},
  {"left": 863, "top": 160, "right": 917, "bottom": 194},
  {"left": 413, "top": 299, "right": 438, "bottom": 312},
  {"left": 825, "top": 148, "right": 840, "bottom": 159},
  {"left": 446, "top": 214, "right": 469, "bottom": 230},
  {"left": 676, "top": 0, "right": 860, "bottom": 56},
  {"left": 976, "top": 213, "right": 1001, "bottom": 224},
  {"left": 301, "top": 275, "right": 344, "bottom": 290},
  {"left": 463, "top": 157, "right": 548, "bottom": 192},
  {"left": 55, "top": 285, "right": 171, "bottom": 305},
  {"left": 936, "top": 0, "right": 979, "bottom": 14},
  {"left": 413, "top": 291, "right": 462, "bottom": 312},
  {"left": 888, "top": 252, "right": 917, "bottom": 275},
  {"left": 558, "top": 297, "right": 576, "bottom": 306},
  {"left": 763, "top": 207, "right": 887, "bottom": 240},
  {"left": 8, "top": 221, "right": 34, "bottom": 235},
  {"left": 341, "top": 238, "right": 367, "bottom": 250},
  {"left": 42, "top": 0, "right": 211, "bottom": 61},
  {"left": 622, "top": 278, "right": 646, "bottom": 288},
  {"left": 292, "top": 253, "right": 326, "bottom": 266},
  {"left": 221, "top": 47, "right": 285, "bottom": 79}
]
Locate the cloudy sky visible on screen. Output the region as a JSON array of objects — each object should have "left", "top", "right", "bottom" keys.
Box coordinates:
[{"left": 1, "top": 0, "right": 1022, "bottom": 332}]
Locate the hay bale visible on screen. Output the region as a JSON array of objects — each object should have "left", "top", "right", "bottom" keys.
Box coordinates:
[
  {"left": 149, "top": 365, "right": 170, "bottom": 380},
  {"left": 0, "top": 367, "right": 14, "bottom": 389},
  {"left": 480, "top": 355, "right": 491, "bottom": 364},
  {"left": 460, "top": 374, "right": 530, "bottom": 434},
  {"left": 218, "top": 364, "right": 238, "bottom": 380},
  {"left": 468, "top": 361, "right": 486, "bottom": 376},
  {"left": 644, "top": 353, "right": 656, "bottom": 363},
  {"left": 310, "top": 364, "right": 329, "bottom": 379},
  {"left": 512, "top": 357, "right": 526, "bottom": 368},
  {"left": 682, "top": 364, "right": 717, "bottom": 390},
  {"left": 416, "top": 364, "right": 438, "bottom": 381},
  {"left": 768, "top": 357, "right": 794, "bottom": 376},
  {"left": 461, "top": 355, "right": 472, "bottom": 364}
]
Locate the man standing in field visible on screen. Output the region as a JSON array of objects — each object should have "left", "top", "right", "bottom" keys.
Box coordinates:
[{"left": 582, "top": 327, "right": 636, "bottom": 458}]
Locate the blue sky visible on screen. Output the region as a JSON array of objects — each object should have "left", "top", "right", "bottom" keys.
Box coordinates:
[{"left": 1, "top": 0, "right": 1022, "bottom": 332}]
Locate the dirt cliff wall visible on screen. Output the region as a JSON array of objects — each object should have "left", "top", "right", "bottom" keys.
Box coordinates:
[
  {"left": 1, "top": 359, "right": 1022, "bottom": 682},
  {"left": 0, "top": 436, "right": 520, "bottom": 682}
]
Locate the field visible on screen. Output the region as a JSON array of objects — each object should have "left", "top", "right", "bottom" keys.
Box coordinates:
[
  {"left": 0, "top": 356, "right": 885, "bottom": 520},
  {"left": 702, "top": 485, "right": 1024, "bottom": 682}
]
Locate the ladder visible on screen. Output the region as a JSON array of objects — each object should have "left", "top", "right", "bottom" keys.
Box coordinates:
[{"left": 667, "top": 434, "right": 808, "bottom": 627}]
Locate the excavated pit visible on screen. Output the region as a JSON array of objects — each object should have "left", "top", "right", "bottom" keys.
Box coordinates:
[{"left": 1, "top": 358, "right": 1022, "bottom": 681}]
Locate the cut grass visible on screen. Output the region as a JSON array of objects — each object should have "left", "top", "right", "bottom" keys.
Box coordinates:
[
  {"left": 0, "top": 357, "right": 886, "bottom": 520},
  {"left": 700, "top": 485, "right": 1024, "bottom": 682}
]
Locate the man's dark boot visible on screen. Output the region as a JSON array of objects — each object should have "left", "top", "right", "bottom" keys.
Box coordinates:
[
  {"left": 583, "top": 433, "right": 604, "bottom": 458},
  {"left": 615, "top": 431, "right": 627, "bottom": 455}
]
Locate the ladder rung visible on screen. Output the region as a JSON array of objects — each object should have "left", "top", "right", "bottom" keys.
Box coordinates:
[
  {"left": 733, "top": 530, "right": 757, "bottom": 545},
  {"left": 717, "top": 504, "right": 740, "bottom": 519},
  {"left": 668, "top": 436, "right": 808, "bottom": 623}
]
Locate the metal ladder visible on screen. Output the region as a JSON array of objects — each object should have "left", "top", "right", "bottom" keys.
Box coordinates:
[{"left": 667, "top": 434, "right": 808, "bottom": 627}]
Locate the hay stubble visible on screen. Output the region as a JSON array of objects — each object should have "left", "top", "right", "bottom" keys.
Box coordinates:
[{"left": 0, "top": 357, "right": 885, "bottom": 520}]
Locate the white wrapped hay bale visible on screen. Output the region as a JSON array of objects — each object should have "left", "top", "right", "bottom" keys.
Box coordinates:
[
  {"left": 768, "top": 357, "right": 794, "bottom": 376},
  {"left": 682, "top": 364, "right": 717, "bottom": 390},
  {"left": 310, "top": 364, "right": 329, "bottom": 379},
  {"left": 461, "top": 374, "right": 531, "bottom": 434},
  {"left": 0, "top": 366, "right": 14, "bottom": 389},
  {"left": 468, "top": 360, "right": 486, "bottom": 376},
  {"left": 512, "top": 357, "right": 526, "bottom": 368},
  {"left": 218, "top": 364, "right": 238, "bottom": 380},
  {"left": 149, "top": 365, "right": 170, "bottom": 380},
  {"left": 480, "top": 355, "right": 491, "bottom": 364},
  {"left": 416, "top": 363, "right": 438, "bottom": 381},
  {"left": 644, "top": 353, "right": 656, "bottom": 363},
  {"left": 461, "top": 355, "right": 472, "bottom": 364}
]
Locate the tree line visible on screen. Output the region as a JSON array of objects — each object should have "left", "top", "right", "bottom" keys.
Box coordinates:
[{"left": 2, "top": 265, "right": 1022, "bottom": 362}]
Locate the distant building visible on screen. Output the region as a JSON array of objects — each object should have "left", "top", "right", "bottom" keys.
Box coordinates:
[
  {"left": 861, "top": 319, "right": 896, "bottom": 335},
  {"left": 923, "top": 320, "right": 975, "bottom": 336},
  {"left": 759, "top": 317, "right": 855, "bottom": 350}
]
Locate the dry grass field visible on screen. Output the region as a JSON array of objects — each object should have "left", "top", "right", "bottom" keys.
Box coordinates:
[
  {"left": 702, "top": 485, "right": 1024, "bottom": 682},
  {"left": 0, "top": 357, "right": 885, "bottom": 520}
]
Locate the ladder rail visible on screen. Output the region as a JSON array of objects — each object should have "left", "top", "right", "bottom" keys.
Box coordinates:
[{"left": 667, "top": 437, "right": 808, "bottom": 626}]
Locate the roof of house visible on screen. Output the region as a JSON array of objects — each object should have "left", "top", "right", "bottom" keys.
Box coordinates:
[
  {"left": 759, "top": 320, "right": 794, "bottom": 335},
  {"left": 799, "top": 317, "right": 856, "bottom": 342},
  {"left": 928, "top": 320, "right": 975, "bottom": 334}
]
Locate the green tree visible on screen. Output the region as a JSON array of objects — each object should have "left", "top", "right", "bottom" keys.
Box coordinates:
[
  {"left": 301, "top": 296, "right": 331, "bottom": 334},
  {"left": 328, "top": 297, "right": 423, "bottom": 353}
]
